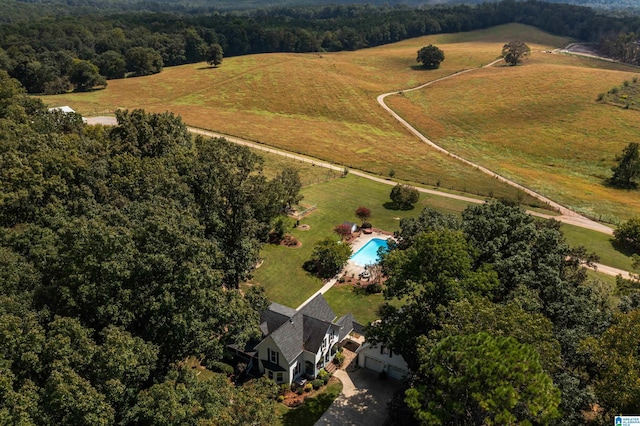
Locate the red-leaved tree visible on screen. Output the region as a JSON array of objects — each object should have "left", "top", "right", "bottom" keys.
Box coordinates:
[{"left": 355, "top": 206, "right": 371, "bottom": 224}]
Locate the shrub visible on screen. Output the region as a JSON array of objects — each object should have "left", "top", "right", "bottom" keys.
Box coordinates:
[
  {"left": 297, "top": 388, "right": 304, "bottom": 395},
  {"left": 208, "top": 361, "right": 234, "bottom": 376},
  {"left": 596, "top": 93, "right": 604, "bottom": 101},
  {"left": 279, "top": 384, "right": 290, "bottom": 396},
  {"left": 277, "top": 395, "right": 285, "bottom": 403},
  {"left": 312, "top": 379, "right": 323, "bottom": 390},
  {"left": 317, "top": 369, "right": 329, "bottom": 381},
  {"left": 333, "top": 351, "right": 345, "bottom": 366},
  {"left": 304, "top": 383, "right": 313, "bottom": 393},
  {"left": 366, "top": 282, "right": 383, "bottom": 294},
  {"left": 361, "top": 222, "right": 372, "bottom": 229}
]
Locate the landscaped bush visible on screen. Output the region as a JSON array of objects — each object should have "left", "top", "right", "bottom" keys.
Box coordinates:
[
  {"left": 304, "top": 383, "right": 313, "bottom": 392},
  {"left": 333, "top": 351, "right": 345, "bottom": 366},
  {"left": 208, "top": 361, "right": 234, "bottom": 376},
  {"left": 317, "top": 369, "right": 330, "bottom": 385},
  {"left": 312, "top": 379, "right": 324, "bottom": 390},
  {"left": 277, "top": 395, "right": 285, "bottom": 403},
  {"left": 361, "top": 222, "right": 372, "bottom": 229},
  {"left": 279, "top": 384, "right": 290, "bottom": 396},
  {"left": 297, "top": 388, "right": 304, "bottom": 395}
]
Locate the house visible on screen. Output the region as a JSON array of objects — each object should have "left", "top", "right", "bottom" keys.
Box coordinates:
[
  {"left": 229, "top": 294, "right": 357, "bottom": 385},
  {"left": 357, "top": 341, "right": 410, "bottom": 380},
  {"left": 342, "top": 221, "right": 358, "bottom": 233}
]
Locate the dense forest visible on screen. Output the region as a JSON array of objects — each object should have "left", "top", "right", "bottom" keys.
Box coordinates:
[
  {"left": 0, "top": 70, "right": 305, "bottom": 424},
  {"left": 370, "top": 202, "right": 640, "bottom": 425},
  {"left": 1, "top": 0, "right": 640, "bottom": 94}
]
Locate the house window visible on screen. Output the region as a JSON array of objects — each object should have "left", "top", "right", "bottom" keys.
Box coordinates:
[
  {"left": 270, "top": 349, "right": 278, "bottom": 364},
  {"left": 276, "top": 372, "right": 283, "bottom": 383},
  {"left": 294, "top": 362, "right": 301, "bottom": 376},
  {"left": 267, "top": 370, "right": 273, "bottom": 379}
]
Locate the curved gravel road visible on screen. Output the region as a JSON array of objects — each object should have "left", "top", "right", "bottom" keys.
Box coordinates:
[{"left": 376, "top": 59, "right": 614, "bottom": 235}]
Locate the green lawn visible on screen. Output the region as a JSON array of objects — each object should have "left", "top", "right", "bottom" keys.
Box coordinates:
[
  {"left": 247, "top": 173, "right": 478, "bottom": 311},
  {"left": 249, "top": 166, "right": 636, "bottom": 322},
  {"left": 276, "top": 379, "right": 343, "bottom": 426},
  {"left": 561, "top": 223, "right": 634, "bottom": 271}
]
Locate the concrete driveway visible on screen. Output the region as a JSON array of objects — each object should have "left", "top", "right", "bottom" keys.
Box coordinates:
[{"left": 315, "top": 368, "right": 401, "bottom": 426}]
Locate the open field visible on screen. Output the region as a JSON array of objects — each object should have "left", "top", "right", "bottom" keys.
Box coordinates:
[
  {"left": 40, "top": 24, "right": 572, "bottom": 207},
  {"left": 386, "top": 48, "right": 640, "bottom": 223}
]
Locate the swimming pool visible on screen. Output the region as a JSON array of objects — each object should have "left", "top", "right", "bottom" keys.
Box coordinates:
[{"left": 350, "top": 238, "right": 389, "bottom": 266}]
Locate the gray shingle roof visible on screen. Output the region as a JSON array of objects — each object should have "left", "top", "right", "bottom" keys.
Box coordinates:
[
  {"left": 336, "top": 313, "right": 354, "bottom": 342},
  {"left": 298, "top": 294, "right": 336, "bottom": 323},
  {"left": 259, "top": 295, "right": 342, "bottom": 364},
  {"left": 302, "top": 315, "right": 332, "bottom": 353}
]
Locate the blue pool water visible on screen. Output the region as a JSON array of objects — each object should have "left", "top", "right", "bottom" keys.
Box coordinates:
[{"left": 350, "top": 238, "right": 389, "bottom": 266}]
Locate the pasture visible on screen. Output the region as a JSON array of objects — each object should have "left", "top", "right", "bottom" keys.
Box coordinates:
[
  {"left": 387, "top": 48, "right": 640, "bottom": 222},
  {"left": 41, "top": 23, "right": 574, "bottom": 208}
]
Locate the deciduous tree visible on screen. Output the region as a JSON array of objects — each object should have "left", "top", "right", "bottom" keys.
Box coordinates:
[
  {"left": 69, "top": 59, "right": 106, "bottom": 92},
  {"left": 614, "top": 216, "right": 640, "bottom": 253},
  {"left": 206, "top": 43, "right": 224, "bottom": 67},
  {"left": 502, "top": 41, "right": 531, "bottom": 66},
  {"left": 310, "top": 237, "right": 352, "bottom": 278},
  {"left": 355, "top": 206, "right": 371, "bottom": 224},
  {"left": 416, "top": 45, "right": 445, "bottom": 69},
  {"left": 610, "top": 142, "right": 640, "bottom": 188},
  {"left": 389, "top": 184, "right": 419, "bottom": 210}
]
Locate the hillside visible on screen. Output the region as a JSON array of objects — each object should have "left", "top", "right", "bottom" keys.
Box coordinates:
[{"left": 42, "top": 23, "right": 640, "bottom": 222}]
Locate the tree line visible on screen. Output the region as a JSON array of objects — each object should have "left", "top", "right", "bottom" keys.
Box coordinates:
[
  {"left": 0, "top": 70, "right": 304, "bottom": 424},
  {"left": 370, "top": 200, "right": 635, "bottom": 425},
  {"left": 1, "top": 0, "right": 640, "bottom": 94}
]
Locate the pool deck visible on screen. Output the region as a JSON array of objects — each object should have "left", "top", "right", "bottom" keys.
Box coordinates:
[
  {"left": 296, "top": 230, "right": 395, "bottom": 310},
  {"left": 344, "top": 231, "right": 393, "bottom": 277}
]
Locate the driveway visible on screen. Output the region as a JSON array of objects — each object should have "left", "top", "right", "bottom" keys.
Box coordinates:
[{"left": 315, "top": 368, "right": 401, "bottom": 426}]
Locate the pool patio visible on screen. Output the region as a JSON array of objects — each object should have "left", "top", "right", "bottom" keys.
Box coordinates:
[{"left": 343, "top": 231, "right": 395, "bottom": 278}]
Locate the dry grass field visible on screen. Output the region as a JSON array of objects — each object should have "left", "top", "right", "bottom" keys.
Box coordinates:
[
  {"left": 387, "top": 46, "right": 640, "bottom": 223},
  {"left": 42, "top": 23, "right": 639, "bottom": 219}
]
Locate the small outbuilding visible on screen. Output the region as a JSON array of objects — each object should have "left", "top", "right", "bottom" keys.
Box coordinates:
[{"left": 342, "top": 221, "right": 358, "bottom": 233}]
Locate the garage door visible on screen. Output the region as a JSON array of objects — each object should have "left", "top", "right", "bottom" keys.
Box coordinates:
[
  {"left": 364, "top": 356, "right": 384, "bottom": 373},
  {"left": 387, "top": 365, "right": 408, "bottom": 380}
]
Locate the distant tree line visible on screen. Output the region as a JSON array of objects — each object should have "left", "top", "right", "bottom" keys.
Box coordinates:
[
  {"left": 0, "top": 71, "right": 303, "bottom": 424},
  {"left": 1, "top": 0, "right": 640, "bottom": 93}
]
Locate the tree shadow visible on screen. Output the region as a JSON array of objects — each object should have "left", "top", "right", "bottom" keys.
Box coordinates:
[
  {"left": 383, "top": 202, "right": 415, "bottom": 211},
  {"left": 383, "top": 202, "right": 399, "bottom": 210},
  {"left": 195, "top": 65, "right": 218, "bottom": 70},
  {"left": 611, "top": 239, "right": 637, "bottom": 257}
]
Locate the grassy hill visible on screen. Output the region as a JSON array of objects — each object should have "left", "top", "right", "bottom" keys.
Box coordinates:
[
  {"left": 387, "top": 44, "right": 640, "bottom": 223},
  {"left": 42, "top": 23, "right": 640, "bottom": 222}
]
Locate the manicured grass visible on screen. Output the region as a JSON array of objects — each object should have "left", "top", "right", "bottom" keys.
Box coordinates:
[
  {"left": 276, "top": 379, "right": 343, "bottom": 426},
  {"left": 40, "top": 24, "right": 560, "bottom": 206},
  {"left": 561, "top": 223, "right": 634, "bottom": 271},
  {"left": 386, "top": 46, "right": 640, "bottom": 222},
  {"left": 247, "top": 174, "right": 479, "bottom": 309},
  {"left": 323, "top": 285, "right": 387, "bottom": 325},
  {"left": 248, "top": 170, "right": 635, "bottom": 321}
]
